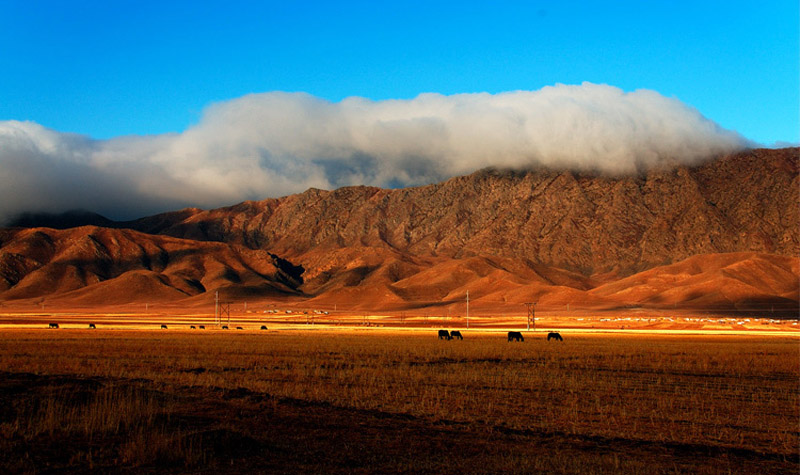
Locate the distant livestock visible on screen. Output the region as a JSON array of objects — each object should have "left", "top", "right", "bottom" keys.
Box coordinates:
[
  {"left": 450, "top": 330, "right": 463, "bottom": 340},
  {"left": 236, "top": 326, "right": 243, "bottom": 330},
  {"left": 260, "top": 325, "right": 268, "bottom": 330},
  {"left": 48, "top": 323, "right": 59, "bottom": 329},
  {"left": 199, "top": 325, "right": 205, "bottom": 329},
  {"left": 438, "top": 330, "right": 452, "bottom": 340},
  {"left": 221, "top": 325, "right": 229, "bottom": 330},
  {"left": 507, "top": 331, "right": 524, "bottom": 342},
  {"left": 547, "top": 332, "right": 563, "bottom": 341},
  {"left": 161, "top": 324, "right": 168, "bottom": 329},
  {"left": 190, "top": 325, "right": 196, "bottom": 329},
  {"left": 88, "top": 323, "right": 96, "bottom": 329}
]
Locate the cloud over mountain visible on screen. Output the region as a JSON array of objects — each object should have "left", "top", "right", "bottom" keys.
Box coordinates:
[{"left": 0, "top": 83, "right": 750, "bottom": 221}]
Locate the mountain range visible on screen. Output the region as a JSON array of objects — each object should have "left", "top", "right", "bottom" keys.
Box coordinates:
[{"left": 1, "top": 147, "right": 797, "bottom": 315}]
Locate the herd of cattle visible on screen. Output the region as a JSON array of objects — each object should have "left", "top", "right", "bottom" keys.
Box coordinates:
[
  {"left": 438, "top": 329, "right": 563, "bottom": 341},
  {"left": 46, "top": 323, "right": 563, "bottom": 340}
]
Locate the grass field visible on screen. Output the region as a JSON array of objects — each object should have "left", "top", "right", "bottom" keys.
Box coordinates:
[{"left": 0, "top": 326, "right": 797, "bottom": 473}]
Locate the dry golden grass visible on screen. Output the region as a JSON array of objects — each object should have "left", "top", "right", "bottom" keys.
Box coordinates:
[
  {"left": 0, "top": 379, "right": 207, "bottom": 470},
  {"left": 1, "top": 328, "right": 796, "bottom": 460}
]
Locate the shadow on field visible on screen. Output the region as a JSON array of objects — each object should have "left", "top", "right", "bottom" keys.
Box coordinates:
[{"left": 0, "top": 371, "right": 795, "bottom": 474}]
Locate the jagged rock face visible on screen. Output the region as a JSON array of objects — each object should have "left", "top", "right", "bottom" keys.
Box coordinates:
[{"left": 136, "top": 148, "right": 798, "bottom": 277}]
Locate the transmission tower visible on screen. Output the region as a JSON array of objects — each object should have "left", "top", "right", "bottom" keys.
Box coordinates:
[
  {"left": 214, "top": 291, "right": 231, "bottom": 325},
  {"left": 466, "top": 290, "right": 469, "bottom": 329},
  {"left": 525, "top": 302, "right": 536, "bottom": 331}
]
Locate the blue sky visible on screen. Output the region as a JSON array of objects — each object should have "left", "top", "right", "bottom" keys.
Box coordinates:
[{"left": 0, "top": 0, "right": 797, "bottom": 145}]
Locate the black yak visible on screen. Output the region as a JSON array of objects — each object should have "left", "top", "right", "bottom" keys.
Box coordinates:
[
  {"left": 547, "top": 332, "right": 563, "bottom": 341},
  {"left": 507, "top": 331, "right": 524, "bottom": 342},
  {"left": 438, "top": 330, "right": 452, "bottom": 340},
  {"left": 451, "top": 330, "right": 463, "bottom": 340}
]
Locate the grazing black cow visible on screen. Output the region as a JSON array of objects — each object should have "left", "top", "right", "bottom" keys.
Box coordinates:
[
  {"left": 507, "top": 331, "right": 524, "bottom": 342},
  {"left": 88, "top": 323, "right": 96, "bottom": 329},
  {"left": 161, "top": 324, "right": 168, "bottom": 329},
  {"left": 547, "top": 332, "right": 563, "bottom": 341},
  {"left": 48, "top": 323, "right": 59, "bottom": 329},
  {"left": 260, "top": 325, "right": 268, "bottom": 330},
  {"left": 199, "top": 325, "right": 205, "bottom": 329},
  {"left": 236, "top": 326, "right": 243, "bottom": 330},
  {"left": 450, "top": 330, "right": 463, "bottom": 340},
  {"left": 221, "top": 325, "right": 229, "bottom": 330},
  {"left": 438, "top": 329, "right": 452, "bottom": 340},
  {"left": 190, "top": 325, "right": 196, "bottom": 329}
]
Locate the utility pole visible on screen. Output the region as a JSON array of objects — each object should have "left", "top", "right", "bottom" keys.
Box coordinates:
[
  {"left": 525, "top": 302, "right": 536, "bottom": 331},
  {"left": 466, "top": 291, "right": 469, "bottom": 329},
  {"left": 215, "top": 291, "right": 219, "bottom": 324}
]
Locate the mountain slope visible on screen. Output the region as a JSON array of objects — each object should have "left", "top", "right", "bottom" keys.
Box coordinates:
[
  {"left": 0, "top": 226, "right": 301, "bottom": 304},
  {"left": 590, "top": 252, "right": 799, "bottom": 311}
]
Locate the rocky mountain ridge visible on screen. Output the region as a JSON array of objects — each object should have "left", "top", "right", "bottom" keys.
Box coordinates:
[
  {"left": 129, "top": 147, "right": 798, "bottom": 276},
  {"left": 1, "top": 148, "right": 797, "bottom": 313}
]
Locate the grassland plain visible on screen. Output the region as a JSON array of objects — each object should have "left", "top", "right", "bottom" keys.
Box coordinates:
[{"left": 0, "top": 329, "right": 797, "bottom": 473}]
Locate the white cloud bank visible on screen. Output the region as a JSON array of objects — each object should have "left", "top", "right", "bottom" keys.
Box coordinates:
[{"left": 0, "top": 83, "right": 750, "bottom": 221}]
